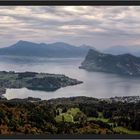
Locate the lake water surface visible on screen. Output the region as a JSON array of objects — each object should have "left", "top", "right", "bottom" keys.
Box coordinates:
[{"left": 0, "top": 55, "right": 140, "bottom": 100}]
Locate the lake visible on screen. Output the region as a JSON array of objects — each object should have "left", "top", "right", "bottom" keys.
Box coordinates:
[{"left": 0, "top": 55, "right": 140, "bottom": 100}]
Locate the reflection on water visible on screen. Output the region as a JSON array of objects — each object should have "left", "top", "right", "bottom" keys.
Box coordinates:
[{"left": 0, "top": 55, "right": 140, "bottom": 100}]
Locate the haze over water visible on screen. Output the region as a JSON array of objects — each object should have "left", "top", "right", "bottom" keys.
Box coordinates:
[{"left": 0, "top": 55, "right": 140, "bottom": 100}]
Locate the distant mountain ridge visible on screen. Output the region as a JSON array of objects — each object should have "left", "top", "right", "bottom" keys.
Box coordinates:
[
  {"left": 104, "top": 45, "right": 140, "bottom": 56},
  {"left": 80, "top": 49, "right": 140, "bottom": 76},
  {"left": 0, "top": 40, "right": 91, "bottom": 58}
]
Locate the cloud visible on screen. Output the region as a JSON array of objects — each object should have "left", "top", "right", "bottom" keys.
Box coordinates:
[{"left": 0, "top": 6, "right": 140, "bottom": 49}]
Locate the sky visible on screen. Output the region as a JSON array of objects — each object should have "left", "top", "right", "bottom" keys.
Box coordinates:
[{"left": 1, "top": 6, "right": 140, "bottom": 50}]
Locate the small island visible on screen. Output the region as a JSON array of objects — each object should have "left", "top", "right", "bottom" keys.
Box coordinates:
[{"left": 0, "top": 71, "right": 83, "bottom": 96}]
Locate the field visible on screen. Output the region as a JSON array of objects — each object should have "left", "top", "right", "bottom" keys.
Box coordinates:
[
  {"left": 55, "top": 108, "right": 81, "bottom": 123},
  {"left": 113, "top": 127, "right": 140, "bottom": 134},
  {"left": 87, "top": 112, "right": 109, "bottom": 123}
]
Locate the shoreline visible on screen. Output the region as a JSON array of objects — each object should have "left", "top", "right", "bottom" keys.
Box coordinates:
[{"left": 1, "top": 95, "right": 140, "bottom": 104}]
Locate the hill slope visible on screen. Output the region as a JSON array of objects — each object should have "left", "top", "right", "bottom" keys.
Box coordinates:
[{"left": 80, "top": 49, "right": 140, "bottom": 76}]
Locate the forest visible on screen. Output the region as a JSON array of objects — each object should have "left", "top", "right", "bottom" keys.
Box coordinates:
[{"left": 0, "top": 96, "right": 139, "bottom": 134}]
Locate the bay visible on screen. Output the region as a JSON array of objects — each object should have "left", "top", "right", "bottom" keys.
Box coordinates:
[{"left": 0, "top": 55, "right": 139, "bottom": 100}]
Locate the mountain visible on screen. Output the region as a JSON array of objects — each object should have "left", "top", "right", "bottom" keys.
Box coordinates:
[
  {"left": 104, "top": 45, "right": 140, "bottom": 56},
  {"left": 80, "top": 49, "right": 140, "bottom": 76},
  {"left": 0, "top": 40, "right": 91, "bottom": 58}
]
